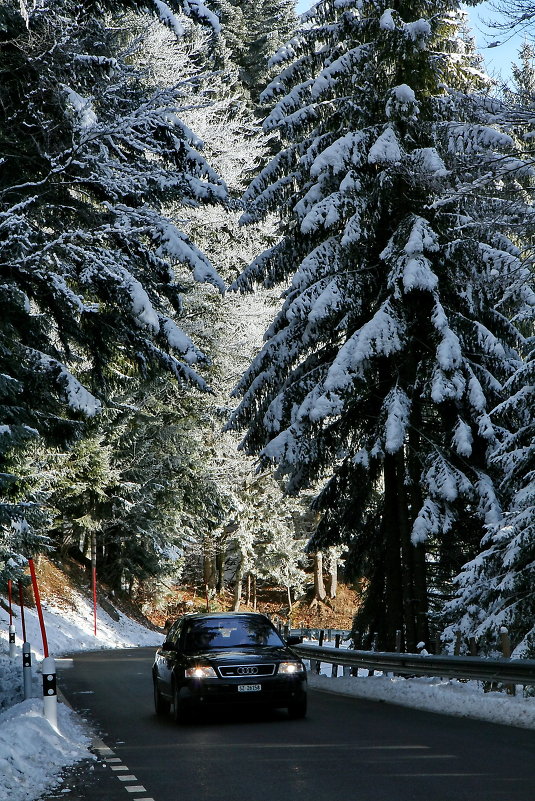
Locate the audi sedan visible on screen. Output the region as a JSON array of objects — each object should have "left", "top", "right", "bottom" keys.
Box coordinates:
[{"left": 152, "top": 612, "right": 307, "bottom": 723}]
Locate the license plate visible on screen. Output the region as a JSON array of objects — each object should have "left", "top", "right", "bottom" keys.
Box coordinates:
[{"left": 238, "top": 684, "right": 261, "bottom": 692}]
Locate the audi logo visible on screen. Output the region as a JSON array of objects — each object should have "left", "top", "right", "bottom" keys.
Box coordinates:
[{"left": 237, "top": 666, "right": 259, "bottom": 675}]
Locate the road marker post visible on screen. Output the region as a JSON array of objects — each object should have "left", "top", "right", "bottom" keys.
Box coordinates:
[
  {"left": 28, "top": 558, "right": 59, "bottom": 729},
  {"left": 22, "top": 642, "right": 33, "bottom": 699},
  {"left": 8, "top": 579, "right": 16, "bottom": 658},
  {"left": 42, "top": 655, "right": 59, "bottom": 731},
  {"left": 18, "top": 581, "right": 32, "bottom": 698}
]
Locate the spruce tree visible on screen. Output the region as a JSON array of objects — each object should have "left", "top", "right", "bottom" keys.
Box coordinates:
[
  {"left": 443, "top": 344, "right": 535, "bottom": 657},
  {"left": 212, "top": 0, "right": 297, "bottom": 105},
  {"left": 227, "top": 0, "right": 533, "bottom": 649},
  {"left": 442, "top": 38, "right": 535, "bottom": 659}
]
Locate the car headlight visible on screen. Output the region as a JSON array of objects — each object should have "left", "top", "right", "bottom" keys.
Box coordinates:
[
  {"left": 278, "top": 661, "right": 303, "bottom": 675},
  {"left": 185, "top": 665, "right": 217, "bottom": 678}
]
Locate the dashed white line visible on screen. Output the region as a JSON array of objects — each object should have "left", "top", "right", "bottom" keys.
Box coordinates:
[{"left": 92, "top": 741, "right": 151, "bottom": 797}]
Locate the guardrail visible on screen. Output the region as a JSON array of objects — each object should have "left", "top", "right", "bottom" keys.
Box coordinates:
[{"left": 290, "top": 642, "right": 535, "bottom": 686}]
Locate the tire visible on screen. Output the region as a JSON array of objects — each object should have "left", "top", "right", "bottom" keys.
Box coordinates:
[
  {"left": 153, "top": 677, "right": 171, "bottom": 716},
  {"left": 173, "top": 683, "right": 193, "bottom": 724},
  {"left": 288, "top": 694, "right": 307, "bottom": 720}
]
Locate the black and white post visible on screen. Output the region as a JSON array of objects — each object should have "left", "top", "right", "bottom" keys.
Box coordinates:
[
  {"left": 22, "top": 643, "right": 32, "bottom": 699},
  {"left": 42, "top": 656, "right": 58, "bottom": 731}
]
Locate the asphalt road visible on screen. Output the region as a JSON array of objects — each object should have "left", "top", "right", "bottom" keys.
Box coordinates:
[{"left": 46, "top": 646, "right": 535, "bottom": 801}]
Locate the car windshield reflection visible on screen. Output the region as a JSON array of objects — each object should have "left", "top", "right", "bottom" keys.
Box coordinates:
[{"left": 183, "top": 617, "right": 284, "bottom": 652}]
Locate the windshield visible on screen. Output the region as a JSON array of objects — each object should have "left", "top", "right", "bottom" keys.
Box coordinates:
[{"left": 183, "top": 616, "right": 284, "bottom": 652}]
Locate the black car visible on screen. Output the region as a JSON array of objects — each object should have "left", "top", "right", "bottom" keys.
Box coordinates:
[{"left": 152, "top": 612, "right": 307, "bottom": 722}]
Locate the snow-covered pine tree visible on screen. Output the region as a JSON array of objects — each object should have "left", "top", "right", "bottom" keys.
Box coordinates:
[
  {"left": 96, "top": 384, "right": 228, "bottom": 595},
  {"left": 441, "top": 36, "right": 535, "bottom": 658},
  {"left": 443, "top": 342, "right": 535, "bottom": 657},
  {"left": 227, "top": 0, "right": 533, "bottom": 650},
  {"left": 0, "top": 0, "right": 224, "bottom": 585}
]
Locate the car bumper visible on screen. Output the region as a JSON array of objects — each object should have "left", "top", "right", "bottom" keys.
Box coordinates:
[{"left": 180, "top": 675, "right": 307, "bottom": 708}]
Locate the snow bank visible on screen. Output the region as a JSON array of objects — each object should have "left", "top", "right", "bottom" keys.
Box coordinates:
[
  {"left": 308, "top": 672, "right": 535, "bottom": 730},
  {"left": 0, "top": 696, "right": 93, "bottom": 801},
  {"left": 0, "top": 587, "right": 161, "bottom": 801}
]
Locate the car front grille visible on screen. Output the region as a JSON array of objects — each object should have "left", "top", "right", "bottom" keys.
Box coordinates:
[{"left": 217, "top": 663, "right": 276, "bottom": 677}]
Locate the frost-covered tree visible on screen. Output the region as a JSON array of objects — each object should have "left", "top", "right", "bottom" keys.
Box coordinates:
[
  {"left": 509, "top": 40, "right": 535, "bottom": 105},
  {"left": 138, "top": 16, "right": 312, "bottom": 601},
  {"left": 42, "top": 376, "right": 229, "bottom": 596},
  {"left": 0, "top": 0, "right": 225, "bottom": 586},
  {"left": 227, "top": 0, "right": 533, "bottom": 649}
]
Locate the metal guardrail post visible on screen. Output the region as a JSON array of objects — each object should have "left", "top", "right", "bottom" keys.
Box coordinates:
[{"left": 332, "top": 634, "right": 341, "bottom": 677}]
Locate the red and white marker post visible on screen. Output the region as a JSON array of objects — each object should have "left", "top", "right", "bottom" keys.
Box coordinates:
[{"left": 28, "top": 558, "right": 58, "bottom": 731}]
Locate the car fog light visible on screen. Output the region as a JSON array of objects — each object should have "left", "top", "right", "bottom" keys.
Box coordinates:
[
  {"left": 185, "top": 665, "right": 217, "bottom": 678},
  {"left": 278, "top": 661, "right": 303, "bottom": 674}
]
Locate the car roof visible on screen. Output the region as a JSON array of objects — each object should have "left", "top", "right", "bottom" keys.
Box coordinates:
[{"left": 181, "top": 612, "right": 270, "bottom": 621}]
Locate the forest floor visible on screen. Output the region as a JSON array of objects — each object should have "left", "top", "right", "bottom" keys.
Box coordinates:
[
  {"left": 17, "top": 556, "right": 362, "bottom": 634},
  {"left": 140, "top": 576, "right": 362, "bottom": 631}
]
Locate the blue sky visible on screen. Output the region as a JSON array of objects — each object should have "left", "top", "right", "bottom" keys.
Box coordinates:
[
  {"left": 294, "top": 1, "right": 530, "bottom": 81},
  {"left": 466, "top": 2, "right": 525, "bottom": 79}
]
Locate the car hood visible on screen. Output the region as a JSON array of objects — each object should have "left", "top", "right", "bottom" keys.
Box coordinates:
[{"left": 186, "top": 647, "right": 295, "bottom": 664}]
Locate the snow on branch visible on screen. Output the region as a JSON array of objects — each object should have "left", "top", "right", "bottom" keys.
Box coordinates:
[
  {"left": 324, "top": 301, "right": 406, "bottom": 391},
  {"left": 32, "top": 353, "right": 101, "bottom": 418}
]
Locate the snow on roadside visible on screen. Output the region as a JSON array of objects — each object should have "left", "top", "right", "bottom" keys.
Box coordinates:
[
  {"left": 0, "top": 698, "right": 92, "bottom": 801},
  {"left": 308, "top": 672, "right": 535, "bottom": 730},
  {"left": 0, "top": 587, "right": 162, "bottom": 801}
]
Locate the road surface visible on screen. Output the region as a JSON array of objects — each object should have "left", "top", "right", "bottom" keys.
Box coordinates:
[{"left": 44, "top": 646, "right": 535, "bottom": 801}]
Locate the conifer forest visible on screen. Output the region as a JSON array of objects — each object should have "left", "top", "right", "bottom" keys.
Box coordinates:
[{"left": 1, "top": 0, "right": 534, "bottom": 656}]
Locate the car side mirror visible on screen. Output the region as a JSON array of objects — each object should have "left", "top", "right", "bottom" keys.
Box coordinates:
[
  {"left": 286, "top": 635, "right": 303, "bottom": 646},
  {"left": 163, "top": 640, "right": 176, "bottom": 651}
]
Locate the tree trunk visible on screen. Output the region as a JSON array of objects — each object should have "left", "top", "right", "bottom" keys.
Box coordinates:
[
  {"left": 233, "top": 560, "right": 244, "bottom": 611},
  {"left": 202, "top": 536, "right": 217, "bottom": 592},
  {"left": 408, "top": 412, "right": 429, "bottom": 647},
  {"left": 216, "top": 546, "right": 225, "bottom": 593},
  {"left": 412, "top": 542, "right": 430, "bottom": 645},
  {"left": 394, "top": 449, "right": 417, "bottom": 652},
  {"left": 382, "top": 454, "right": 405, "bottom": 650},
  {"left": 313, "top": 551, "right": 326, "bottom": 601},
  {"left": 325, "top": 548, "right": 338, "bottom": 599}
]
